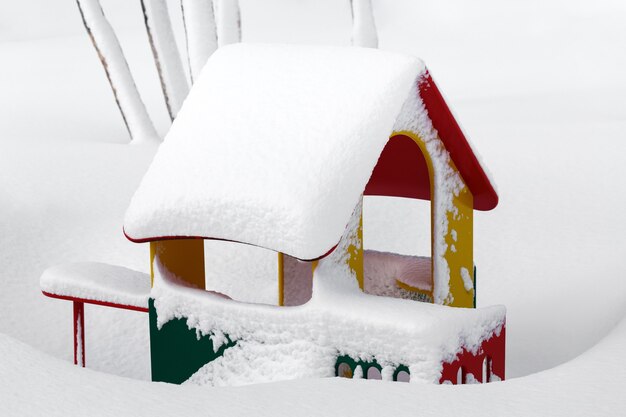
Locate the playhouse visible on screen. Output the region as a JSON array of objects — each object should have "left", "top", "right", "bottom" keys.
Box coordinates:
[{"left": 41, "top": 43, "right": 505, "bottom": 386}]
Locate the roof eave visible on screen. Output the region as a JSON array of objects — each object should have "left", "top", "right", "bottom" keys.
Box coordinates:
[{"left": 418, "top": 71, "right": 499, "bottom": 211}]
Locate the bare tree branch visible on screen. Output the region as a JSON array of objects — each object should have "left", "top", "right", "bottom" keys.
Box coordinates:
[
  {"left": 350, "top": 0, "right": 378, "bottom": 48},
  {"left": 180, "top": 0, "right": 218, "bottom": 83},
  {"left": 141, "top": 0, "right": 190, "bottom": 120},
  {"left": 214, "top": 0, "right": 241, "bottom": 47},
  {"left": 76, "top": 0, "right": 159, "bottom": 144}
]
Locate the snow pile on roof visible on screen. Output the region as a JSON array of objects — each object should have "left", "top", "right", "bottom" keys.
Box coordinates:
[
  {"left": 40, "top": 262, "right": 150, "bottom": 309},
  {"left": 124, "top": 43, "right": 426, "bottom": 260}
]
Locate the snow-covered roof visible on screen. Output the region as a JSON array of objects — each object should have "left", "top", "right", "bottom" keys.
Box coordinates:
[{"left": 124, "top": 44, "right": 496, "bottom": 260}]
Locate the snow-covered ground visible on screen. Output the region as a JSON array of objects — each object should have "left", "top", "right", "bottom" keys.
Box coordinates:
[
  {"left": 1, "top": 0, "right": 625, "bottom": 414},
  {"left": 2, "top": 314, "right": 625, "bottom": 416}
]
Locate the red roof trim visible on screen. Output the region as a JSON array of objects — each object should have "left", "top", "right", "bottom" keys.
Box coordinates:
[
  {"left": 123, "top": 228, "right": 336, "bottom": 262},
  {"left": 42, "top": 291, "right": 149, "bottom": 313},
  {"left": 418, "top": 71, "right": 498, "bottom": 211}
]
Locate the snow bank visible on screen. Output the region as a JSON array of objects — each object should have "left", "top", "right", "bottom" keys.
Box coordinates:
[
  {"left": 2, "top": 314, "right": 626, "bottom": 416},
  {"left": 124, "top": 43, "right": 426, "bottom": 260},
  {"left": 40, "top": 262, "right": 150, "bottom": 308}
]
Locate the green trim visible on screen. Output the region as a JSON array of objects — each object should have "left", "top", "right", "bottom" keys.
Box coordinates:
[
  {"left": 393, "top": 364, "right": 410, "bottom": 381},
  {"left": 335, "top": 355, "right": 408, "bottom": 381},
  {"left": 149, "top": 298, "right": 236, "bottom": 384},
  {"left": 335, "top": 354, "right": 358, "bottom": 377}
]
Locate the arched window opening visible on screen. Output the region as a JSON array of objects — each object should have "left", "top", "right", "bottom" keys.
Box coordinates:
[
  {"left": 394, "top": 367, "right": 411, "bottom": 383},
  {"left": 363, "top": 134, "right": 433, "bottom": 302},
  {"left": 337, "top": 362, "right": 353, "bottom": 378},
  {"left": 367, "top": 366, "right": 382, "bottom": 380}
]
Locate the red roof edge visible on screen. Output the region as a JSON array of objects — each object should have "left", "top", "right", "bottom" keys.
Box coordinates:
[
  {"left": 418, "top": 70, "right": 498, "bottom": 211},
  {"left": 123, "top": 228, "right": 336, "bottom": 262}
]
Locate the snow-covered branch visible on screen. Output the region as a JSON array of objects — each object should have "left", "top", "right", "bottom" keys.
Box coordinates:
[
  {"left": 214, "top": 0, "right": 241, "bottom": 47},
  {"left": 180, "top": 0, "right": 218, "bottom": 83},
  {"left": 350, "top": 0, "right": 378, "bottom": 48},
  {"left": 141, "top": 0, "right": 190, "bottom": 120},
  {"left": 76, "top": 0, "right": 159, "bottom": 144}
]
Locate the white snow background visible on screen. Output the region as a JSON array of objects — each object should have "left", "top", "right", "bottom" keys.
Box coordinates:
[{"left": 1, "top": 0, "right": 625, "bottom": 415}]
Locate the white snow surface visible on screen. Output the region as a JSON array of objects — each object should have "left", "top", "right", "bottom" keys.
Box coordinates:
[
  {"left": 2, "top": 316, "right": 626, "bottom": 416},
  {"left": 40, "top": 262, "right": 150, "bottom": 308},
  {"left": 124, "top": 43, "right": 426, "bottom": 260}
]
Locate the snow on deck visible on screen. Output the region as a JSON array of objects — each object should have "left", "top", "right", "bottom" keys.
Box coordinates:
[
  {"left": 40, "top": 262, "right": 150, "bottom": 309},
  {"left": 152, "top": 252, "right": 505, "bottom": 386},
  {"left": 124, "top": 43, "right": 426, "bottom": 260}
]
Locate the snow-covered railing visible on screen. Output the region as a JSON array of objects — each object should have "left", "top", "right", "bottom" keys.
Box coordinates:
[{"left": 40, "top": 262, "right": 150, "bottom": 367}]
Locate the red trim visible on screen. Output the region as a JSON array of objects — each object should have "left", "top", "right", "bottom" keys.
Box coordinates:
[
  {"left": 42, "top": 291, "right": 149, "bottom": 313},
  {"left": 418, "top": 71, "right": 498, "bottom": 211},
  {"left": 440, "top": 324, "right": 506, "bottom": 384},
  {"left": 123, "top": 228, "right": 337, "bottom": 263}
]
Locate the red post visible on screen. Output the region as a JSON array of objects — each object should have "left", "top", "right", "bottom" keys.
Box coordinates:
[{"left": 73, "top": 301, "right": 85, "bottom": 367}]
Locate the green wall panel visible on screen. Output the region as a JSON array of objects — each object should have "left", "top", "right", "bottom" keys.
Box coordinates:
[{"left": 149, "top": 299, "right": 235, "bottom": 384}]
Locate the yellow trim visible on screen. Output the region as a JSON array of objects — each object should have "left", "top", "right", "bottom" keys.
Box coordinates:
[
  {"left": 444, "top": 170, "right": 474, "bottom": 308},
  {"left": 311, "top": 260, "right": 319, "bottom": 274},
  {"left": 277, "top": 252, "right": 284, "bottom": 306},
  {"left": 347, "top": 213, "right": 364, "bottom": 289},
  {"left": 150, "top": 239, "right": 206, "bottom": 290}
]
